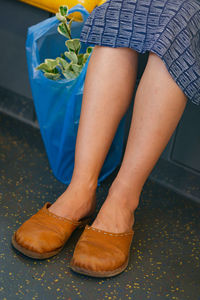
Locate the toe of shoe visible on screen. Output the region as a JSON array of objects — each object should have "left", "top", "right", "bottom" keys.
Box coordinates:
[
  {"left": 14, "top": 223, "right": 63, "bottom": 254},
  {"left": 71, "top": 238, "right": 127, "bottom": 273},
  {"left": 70, "top": 225, "right": 134, "bottom": 275}
]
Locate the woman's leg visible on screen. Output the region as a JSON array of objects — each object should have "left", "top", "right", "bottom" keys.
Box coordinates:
[
  {"left": 91, "top": 51, "right": 188, "bottom": 233},
  {"left": 49, "top": 46, "right": 139, "bottom": 220}
]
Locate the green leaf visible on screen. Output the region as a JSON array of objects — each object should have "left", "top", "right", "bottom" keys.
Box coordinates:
[
  {"left": 71, "top": 64, "right": 82, "bottom": 75},
  {"left": 36, "top": 63, "right": 51, "bottom": 72},
  {"left": 59, "top": 5, "right": 68, "bottom": 17},
  {"left": 77, "top": 53, "right": 84, "bottom": 65},
  {"left": 58, "top": 22, "right": 71, "bottom": 39},
  {"left": 63, "top": 69, "right": 76, "bottom": 80},
  {"left": 44, "top": 72, "right": 61, "bottom": 80},
  {"left": 83, "top": 53, "right": 90, "bottom": 64},
  {"left": 65, "top": 39, "right": 81, "bottom": 54},
  {"left": 56, "top": 6, "right": 70, "bottom": 23},
  {"left": 44, "top": 59, "right": 58, "bottom": 69},
  {"left": 62, "top": 63, "right": 81, "bottom": 80},
  {"left": 86, "top": 46, "right": 94, "bottom": 54},
  {"left": 36, "top": 59, "right": 58, "bottom": 73},
  {"left": 64, "top": 51, "right": 78, "bottom": 64},
  {"left": 56, "top": 57, "right": 69, "bottom": 71}
]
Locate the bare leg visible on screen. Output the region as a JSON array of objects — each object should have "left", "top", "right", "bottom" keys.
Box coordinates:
[
  {"left": 49, "top": 46, "right": 138, "bottom": 220},
  {"left": 91, "top": 52, "right": 188, "bottom": 233}
]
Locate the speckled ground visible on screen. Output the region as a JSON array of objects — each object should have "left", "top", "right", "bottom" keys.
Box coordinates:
[{"left": 1, "top": 113, "right": 200, "bottom": 300}]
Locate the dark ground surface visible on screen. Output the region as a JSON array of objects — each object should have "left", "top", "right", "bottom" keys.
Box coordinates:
[{"left": 1, "top": 113, "right": 200, "bottom": 300}]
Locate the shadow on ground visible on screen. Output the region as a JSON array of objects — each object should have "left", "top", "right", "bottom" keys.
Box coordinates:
[{"left": 0, "top": 113, "right": 200, "bottom": 300}]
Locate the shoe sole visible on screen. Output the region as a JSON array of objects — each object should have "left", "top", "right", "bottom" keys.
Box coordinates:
[{"left": 69, "top": 255, "right": 130, "bottom": 278}]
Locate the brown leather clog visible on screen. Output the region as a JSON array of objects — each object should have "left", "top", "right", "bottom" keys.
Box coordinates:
[
  {"left": 70, "top": 224, "right": 134, "bottom": 277},
  {"left": 12, "top": 202, "right": 93, "bottom": 259}
]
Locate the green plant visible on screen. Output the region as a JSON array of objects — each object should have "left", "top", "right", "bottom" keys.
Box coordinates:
[{"left": 36, "top": 5, "right": 93, "bottom": 80}]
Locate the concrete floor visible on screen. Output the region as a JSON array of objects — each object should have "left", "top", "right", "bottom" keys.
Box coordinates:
[{"left": 1, "top": 113, "right": 200, "bottom": 300}]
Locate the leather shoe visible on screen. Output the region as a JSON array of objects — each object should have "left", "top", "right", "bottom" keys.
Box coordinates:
[
  {"left": 12, "top": 202, "right": 93, "bottom": 259},
  {"left": 70, "top": 224, "right": 134, "bottom": 277}
]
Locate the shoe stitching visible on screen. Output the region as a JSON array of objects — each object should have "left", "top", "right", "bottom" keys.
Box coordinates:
[
  {"left": 85, "top": 225, "right": 134, "bottom": 236},
  {"left": 40, "top": 208, "right": 83, "bottom": 225}
]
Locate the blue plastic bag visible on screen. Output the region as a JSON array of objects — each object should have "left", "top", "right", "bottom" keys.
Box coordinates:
[{"left": 26, "top": 4, "right": 126, "bottom": 186}]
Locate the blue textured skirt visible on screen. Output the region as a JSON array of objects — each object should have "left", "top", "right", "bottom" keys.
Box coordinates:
[{"left": 80, "top": 0, "right": 200, "bottom": 106}]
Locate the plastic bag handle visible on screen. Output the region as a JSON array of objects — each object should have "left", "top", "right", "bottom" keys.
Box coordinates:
[{"left": 68, "top": 4, "right": 90, "bottom": 23}]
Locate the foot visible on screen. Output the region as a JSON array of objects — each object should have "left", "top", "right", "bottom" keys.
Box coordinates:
[
  {"left": 48, "top": 181, "right": 97, "bottom": 222},
  {"left": 91, "top": 186, "right": 138, "bottom": 234}
]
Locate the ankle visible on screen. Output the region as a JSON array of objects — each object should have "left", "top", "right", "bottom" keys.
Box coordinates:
[
  {"left": 69, "top": 176, "right": 97, "bottom": 196},
  {"left": 70, "top": 173, "right": 98, "bottom": 192},
  {"left": 108, "top": 180, "right": 140, "bottom": 213}
]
